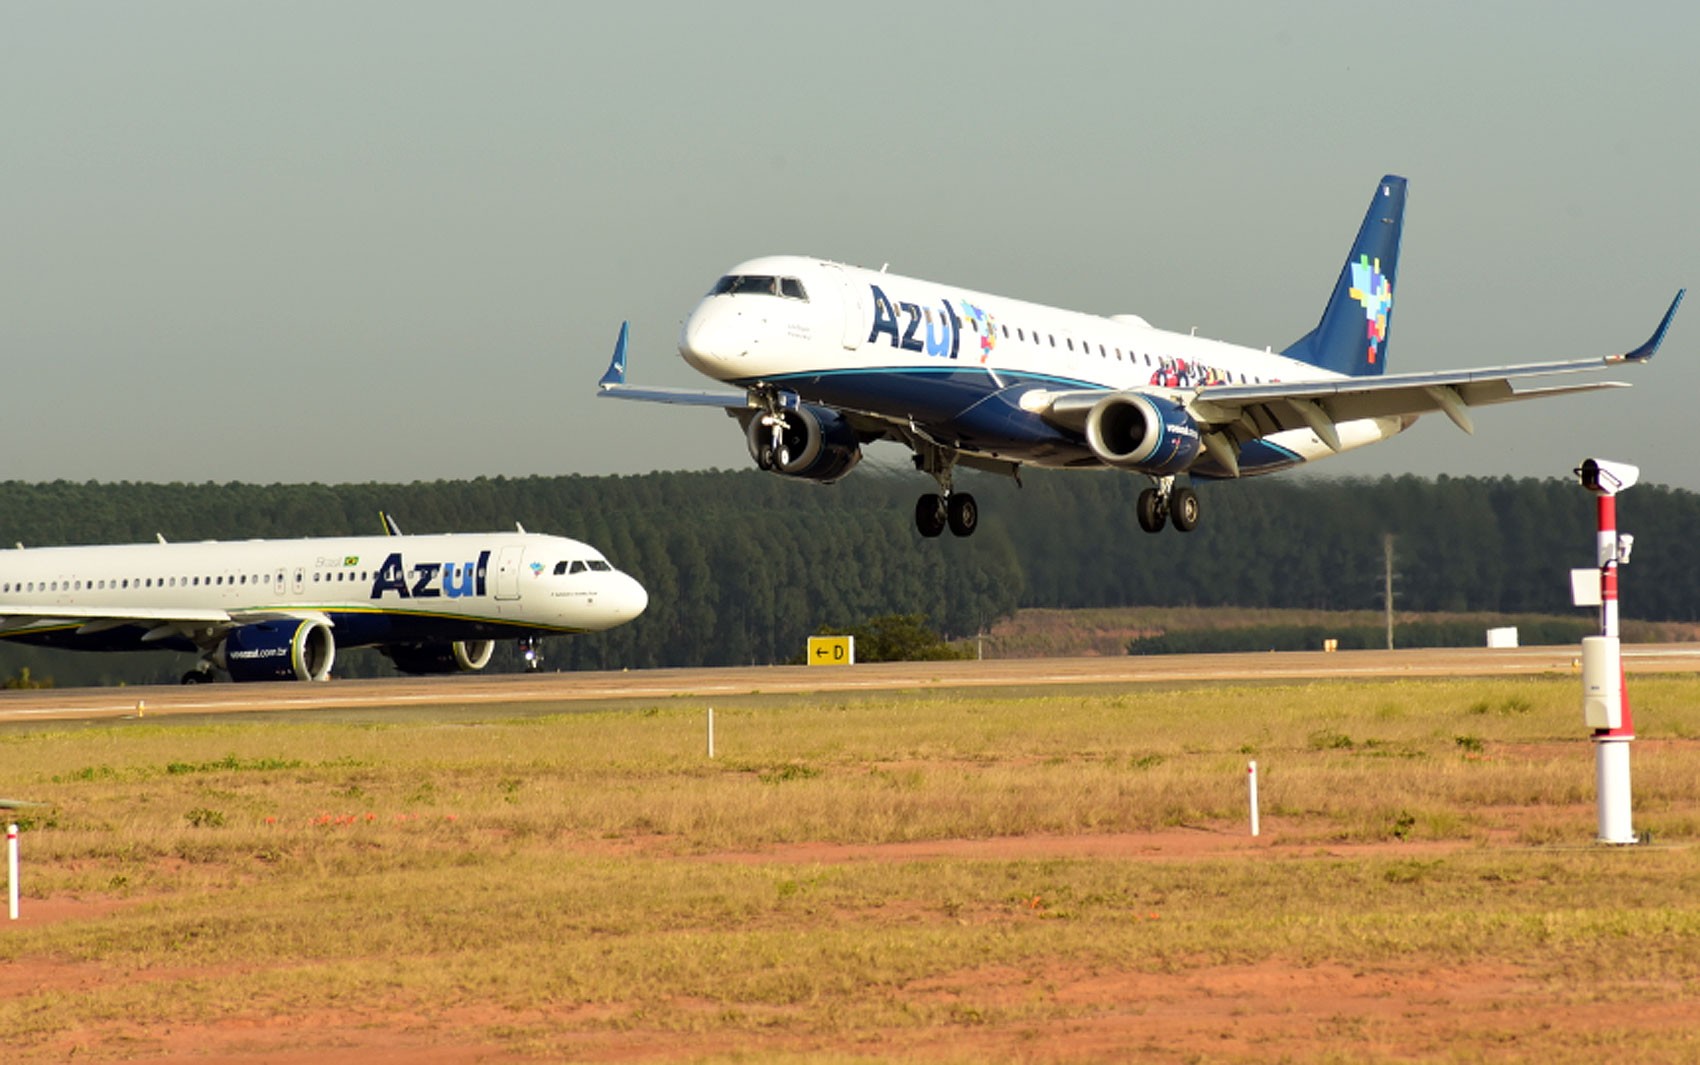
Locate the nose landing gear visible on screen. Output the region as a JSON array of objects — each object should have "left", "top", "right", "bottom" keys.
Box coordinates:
[{"left": 518, "top": 637, "right": 542, "bottom": 672}]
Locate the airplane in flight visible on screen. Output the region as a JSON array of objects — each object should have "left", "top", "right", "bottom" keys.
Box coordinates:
[
  {"left": 599, "top": 175, "right": 1683, "bottom": 537},
  {"left": 0, "top": 523, "right": 647, "bottom": 683}
]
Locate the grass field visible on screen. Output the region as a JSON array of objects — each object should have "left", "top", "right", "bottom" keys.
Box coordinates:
[
  {"left": 979, "top": 605, "right": 1700, "bottom": 657},
  {"left": 4, "top": 673, "right": 1700, "bottom": 1062}
]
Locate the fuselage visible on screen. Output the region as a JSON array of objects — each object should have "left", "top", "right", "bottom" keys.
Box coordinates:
[
  {"left": 677, "top": 256, "right": 1408, "bottom": 476},
  {"left": 0, "top": 532, "right": 647, "bottom": 655}
]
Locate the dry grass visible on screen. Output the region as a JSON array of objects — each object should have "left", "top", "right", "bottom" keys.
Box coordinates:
[
  {"left": 3, "top": 673, "right": 1700, "bottom": 1061},
  {"left": 981, "top": 605, "right": 1700, "bottom": 657}
]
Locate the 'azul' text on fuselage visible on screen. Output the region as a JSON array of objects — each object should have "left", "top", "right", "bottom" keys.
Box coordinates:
[
  {"left": 867, "top": 285, "right": 962, "bottom": 359},
  {"left": 370, "top": 550, "right": 491, "bottom": 600}
]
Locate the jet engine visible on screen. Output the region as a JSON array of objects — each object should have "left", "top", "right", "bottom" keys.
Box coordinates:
[
  {"left": 744, "top": 404, "right": 862, "bottom": 483},
  {"left": 1083, "top": 392, "right": 1204, "bottom": 475},
  {"left": 382, "top": 639, "right": 497, "bottom": 676},
  {"left": 219, "top": 619, "right": 336, "bottom": 682}
]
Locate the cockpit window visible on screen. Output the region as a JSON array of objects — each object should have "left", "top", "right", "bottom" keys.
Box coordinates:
[
  {"left": 569, "top": 560, "right": 588, "bottom": 574},
  {"left": 588, "top": 560, "right": 612, "bottom": 572},
  {"left": 709, "top": 274, "right": 808, "bottom": 301},
  {"left": 553, "top": 561, "right": 569, "bottom": 575}
]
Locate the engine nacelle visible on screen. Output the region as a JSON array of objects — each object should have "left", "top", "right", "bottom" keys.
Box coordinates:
[
  {"left": 220, "top": 619, "right": 336, "bottom": 682},
  {"left": 383, "top": 639, "right": 497, "bottom": 676},
  {"left": 1083, "top": 392, "right": 1204, "bottom": 474},
  {"left": 744, "top": 404, "right": 862, "bottom": 483}
]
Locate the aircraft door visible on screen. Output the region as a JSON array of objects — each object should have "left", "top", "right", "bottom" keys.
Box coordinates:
[
  {"left": 829, "top": 265, "right": 864, "bottom": 350},
  {"left": 493, "top": 545, "right": 522, "bottom": 601}
]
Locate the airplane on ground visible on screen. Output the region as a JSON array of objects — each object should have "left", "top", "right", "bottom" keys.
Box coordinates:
[
  {"left": 0, "top": 522, "right": 647, "bottom": 683},
  {"left": 599, "top": 175, "right": 1684, "bottom": 537}
]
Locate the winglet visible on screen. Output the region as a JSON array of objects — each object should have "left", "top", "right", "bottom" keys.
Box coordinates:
[
  {"left": 1619, "top": 289, "right": 1685, "bottom": 362},
  {"left": 379, "top": 511, "right": 403, "bottom": 536},
  {"left": 599, "top": 321, "right": 630, "bottom": 390}
]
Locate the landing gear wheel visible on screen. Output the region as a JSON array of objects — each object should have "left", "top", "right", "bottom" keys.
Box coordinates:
[
  {"left": 181, "top": 670, "right": 213, "bottom": 685},
  {"left": 947, "top": 493, "right": 978, "bottom": 537},
  {"left": 1136, "top": 488, "right": 1167, "bottom": 534},
  {"left": 915, "top": 493, "right": 947, "bottom": 538},
  {"left": 756, "top": 444, "right": 776, "bottom": 471},
  {"left": 1170, "top": 487, "right": 1201, "bottom": 533}
]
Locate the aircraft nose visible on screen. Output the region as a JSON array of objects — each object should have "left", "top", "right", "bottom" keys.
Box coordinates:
[
  {"left": 679, "top": 302, "right": 746, "bottom": 377},
  {"left": 607, "top": 573, "right": 648, "bottom": 625}
]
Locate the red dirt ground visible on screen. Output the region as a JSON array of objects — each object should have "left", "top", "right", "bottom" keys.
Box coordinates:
[{"left": 11, "top": 821, "right": 1690, "bottom": 1064}]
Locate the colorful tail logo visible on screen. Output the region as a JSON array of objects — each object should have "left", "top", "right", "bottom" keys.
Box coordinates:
[{"left": 1348, "top": 255, "right": 1392, "bottom": 365}]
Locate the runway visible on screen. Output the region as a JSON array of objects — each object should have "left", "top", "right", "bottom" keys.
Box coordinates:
[{"left": 4, "top": 643, "right": 1700, "bottom": 725}]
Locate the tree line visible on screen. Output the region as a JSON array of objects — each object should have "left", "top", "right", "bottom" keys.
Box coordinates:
[{"left": 0, "top": 469, "right": 1688, "bottom": 685}]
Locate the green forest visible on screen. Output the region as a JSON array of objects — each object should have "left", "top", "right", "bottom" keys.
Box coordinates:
[{"left": 0, "top": 468, "right": 1688, "bottom": 686}]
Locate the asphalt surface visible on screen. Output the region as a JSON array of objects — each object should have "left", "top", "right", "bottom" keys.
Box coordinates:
[{"left": 3, "top": 644, "right": 1699, "bottom": 725}]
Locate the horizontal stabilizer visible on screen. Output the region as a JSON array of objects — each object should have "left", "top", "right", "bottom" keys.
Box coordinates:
[{"left": 597, "top": 323, "right": 754, "bottom": 409}]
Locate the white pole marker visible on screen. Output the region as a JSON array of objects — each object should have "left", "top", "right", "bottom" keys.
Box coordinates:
[
  {"left": 7, "top": 823, "right": 17, "bottom": 920},
  {"left": 1248, "top": 761, "right": 1260, "bottom": 837}
]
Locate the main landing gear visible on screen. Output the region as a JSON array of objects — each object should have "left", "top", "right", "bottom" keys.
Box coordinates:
[
  {"left": 913, "top": 444, "right": 977, "bottom": 538},
  {"left": 1136, "top": 476, "right": 1200, "bottom": 534},
  {"left": 915, "top": 491, "right": 978, "bottom": 538}
]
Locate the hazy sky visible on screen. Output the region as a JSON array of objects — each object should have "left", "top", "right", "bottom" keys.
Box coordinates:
[{"left": 5, "top": 3, "right": 1697, "bottom": 492}]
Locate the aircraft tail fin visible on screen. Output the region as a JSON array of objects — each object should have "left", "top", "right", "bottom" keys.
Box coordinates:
[{"left": 1282, "top": 175, "right": 1406, "bottom": 377}]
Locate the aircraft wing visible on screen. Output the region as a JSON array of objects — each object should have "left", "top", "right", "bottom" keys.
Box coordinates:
[
  {"left": 1041, "top": 290, "right": 1685, "bottom": 448},
  {"left": 0, "top": 607, "right": 333, "bottom": 645}
]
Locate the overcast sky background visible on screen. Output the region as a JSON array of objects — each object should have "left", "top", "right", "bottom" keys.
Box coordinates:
[{"left": 5, "top": 3, "right": 1696, "bottom": 492}]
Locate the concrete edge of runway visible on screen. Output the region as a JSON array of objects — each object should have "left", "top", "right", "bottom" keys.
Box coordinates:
[{"left": 5, "top": 643, "right": 1700, "bottom": 725}]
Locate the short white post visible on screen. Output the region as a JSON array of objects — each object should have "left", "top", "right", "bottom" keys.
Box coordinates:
[
  {"left": 7, "top": 823, "right": 18, "bottom": 920},
  {"left": 706, "top": 707, "right": 715, "bottom": 760},
  {"left": 1247, "top": 761, "right": 1260, "bottom": 837}
]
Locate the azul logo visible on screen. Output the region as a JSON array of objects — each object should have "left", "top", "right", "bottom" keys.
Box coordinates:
[
  {"left": 370, "top": 550, "right": 491, "bottom": 600},
  {"left": 868, "top": 285, "right": 961, "bottom": 359},
  {"left": 1348, "top": 254, "right": 1392, "bottom": 365},
  {"left": 958, "top": 299, "right": 996, "bottom": 363}
]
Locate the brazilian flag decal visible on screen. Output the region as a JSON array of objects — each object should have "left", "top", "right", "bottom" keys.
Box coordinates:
[{"left": 344, "top": 556, "right": 359, "bottom": 567}]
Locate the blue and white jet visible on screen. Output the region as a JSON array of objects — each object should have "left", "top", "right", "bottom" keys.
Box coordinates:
[
  {"left": 0, "top": 524, "right": 647, "bottom": 683},
  {"left": 600, "top": 176, "right": 1683, "bottom": 537}
]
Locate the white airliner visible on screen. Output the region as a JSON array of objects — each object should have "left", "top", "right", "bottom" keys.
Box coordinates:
[
  {"left": 0, "top": 525, "right": 647, "bottom": 683},
  {"left": 600, "top": 175, "right": 1683, "bottom": 537}
]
